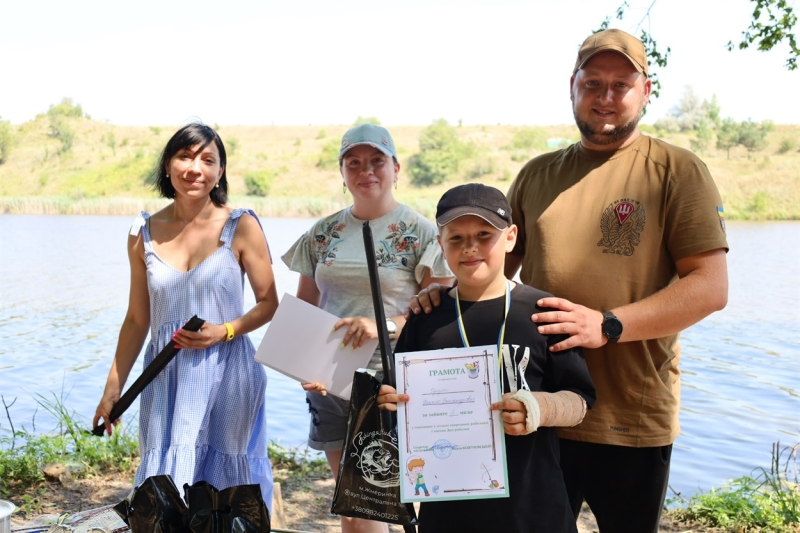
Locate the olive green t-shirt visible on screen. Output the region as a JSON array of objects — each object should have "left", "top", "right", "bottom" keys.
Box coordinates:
[{"left": 508, "top": 133, "right": 728, "bottom": 447}]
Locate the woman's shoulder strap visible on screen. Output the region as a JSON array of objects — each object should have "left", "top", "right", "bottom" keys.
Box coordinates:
[
  {"left": 221, "top": 208, "right": 262, "bottom": 247},
  {"left": 129, "top": 211, "right": 151, "bottom": 237}
]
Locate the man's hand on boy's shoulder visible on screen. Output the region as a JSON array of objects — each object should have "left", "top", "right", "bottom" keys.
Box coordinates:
[
  {"left": 377, "top": 384, "right": 409, "bottom": 412},
  {"left": 532, "top": 297, "right": 606, "bottom": 352},
  {"left": 404, "top": 282, "right": 451, "bottom": 318}
]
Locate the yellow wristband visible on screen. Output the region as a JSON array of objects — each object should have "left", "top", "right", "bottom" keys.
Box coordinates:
[{"left": 223, "top": 322, "right": 235, "bottom": 342}]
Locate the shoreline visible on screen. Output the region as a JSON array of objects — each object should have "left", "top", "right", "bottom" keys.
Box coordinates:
[{"left": 1, "top": 195, "right": 797, "bottom": 221}]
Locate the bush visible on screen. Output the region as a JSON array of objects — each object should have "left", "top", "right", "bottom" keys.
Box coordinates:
[
  {"left": 317, "top": 139, "right": 340, "bottom": 170},
  {"left": 354, "top": 116, "right": 380, "bottom": 126},
  {"left": 244, "top": 169, "right": 278, "bottom": 197},
  {"left": 777, "top": 138, "right": 797, "bottom": 154},
  {"left": 227, "top": 136, "right": 240, "bottom": 156},
  {"left": 47, "top": 97, "right": 83, "bottom": 118},
  {"left": 671, "top": 442, "right": 799, "bottom": 531},
  {"left": 509, "top": 127, "right": 548, "bottom": 152},
  {"left": 48, "top": 115, "right": 75, "bottom": 154},
  {"left": 408, "top": 119, "right": 465, "bottom": 187},
  {"left": 0, "top": 119, "right": 15, "bottom": 164}
]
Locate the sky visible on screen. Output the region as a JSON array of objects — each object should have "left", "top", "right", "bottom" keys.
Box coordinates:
[{"left": 2, "top": 0, "right": 799, "bottom": 127}]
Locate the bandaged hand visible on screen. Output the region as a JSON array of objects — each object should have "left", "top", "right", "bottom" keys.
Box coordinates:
[{"left": 493, "top": 390, "right": 587, "bottom": 435}]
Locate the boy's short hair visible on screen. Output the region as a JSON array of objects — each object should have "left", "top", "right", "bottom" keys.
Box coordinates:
[{"left": 436, "top": 184, "right": 512, "bottom": 230}]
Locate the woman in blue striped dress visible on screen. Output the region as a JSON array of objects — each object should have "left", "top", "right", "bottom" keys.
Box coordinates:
[{"left": 93, "top": 123, "right": 278, "bottom": 508}]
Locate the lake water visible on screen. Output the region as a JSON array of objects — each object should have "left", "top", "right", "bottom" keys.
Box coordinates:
[{"left": 0, "top": 214, "right": 798, "bottom": 500}]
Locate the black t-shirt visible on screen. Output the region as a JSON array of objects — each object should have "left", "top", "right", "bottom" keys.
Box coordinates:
[{"left": 396, "top": 283, "right": 596, "bottom": 533}]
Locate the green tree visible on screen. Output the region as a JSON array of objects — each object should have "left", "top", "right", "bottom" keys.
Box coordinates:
[
  {"left": 690, "top": 117, "right": 713, "bottom": 154},
  {"left": 408, "top": 119, "right": 464, "bottom": 187},
  {"left": 47, "top": 97, "right": 83, "bottom": 118},
  {"left": 0, "top": 118, "right": 15, "bottom": 164},
  {"left": 600, "top": 0, "right": 798, "bottom": 102},
  {"left": 704, "top": 95, "right": 722, "bottom": 129},
  {"left": 716, "top": 118, "right": 741, "bottom": 159},
  {"left": 738, "top": 119, "right": 771, "bottom": 156},
  {"left": 727, "top": 0, "right": 799, "bottom": 70}
]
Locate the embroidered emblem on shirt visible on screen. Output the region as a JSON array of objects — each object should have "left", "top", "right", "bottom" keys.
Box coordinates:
[
  {"left": 597, "top": 199, "right": 646, "bottom": 256},
  {"left": 376, "top": 220, "right": 420, "bottom": 268},
  {"left": 717, "top": 206, "right": 726, "bottom": 234},
  {"left": 313, "top": 220, "right": 346, "bottom": 266}
]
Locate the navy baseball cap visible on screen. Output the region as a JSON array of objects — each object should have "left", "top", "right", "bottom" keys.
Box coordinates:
[{"left": 436, "top": 184, "right": 512, "bottom": 230}]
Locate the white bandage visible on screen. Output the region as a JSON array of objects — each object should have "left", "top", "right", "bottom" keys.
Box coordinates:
[{"left": 510, "top": 389, "right": 541, "bottom": 435}]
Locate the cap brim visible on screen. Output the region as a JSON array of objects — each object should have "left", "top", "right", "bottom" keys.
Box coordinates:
[
  {"left": 436, "top": 207, "right": 509, "bottom": 230},
  {"left": 339, "top": 142, "right": 395, "bottom": 160}
]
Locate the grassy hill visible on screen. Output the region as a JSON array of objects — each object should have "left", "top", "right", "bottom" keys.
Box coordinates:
[{"left": 0, "top": 116, "right": 798, "bottom": 219}]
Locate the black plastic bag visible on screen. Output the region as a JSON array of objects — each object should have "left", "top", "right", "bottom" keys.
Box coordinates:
[
  {"left": 183, "top": 480, "right": 270, "bottom": 533},
  {"left": 113, "top": 474, "right": 188, "bottom": 533},
  {"left": 330, "top": 370, "right": 417, "bottom": 527}
]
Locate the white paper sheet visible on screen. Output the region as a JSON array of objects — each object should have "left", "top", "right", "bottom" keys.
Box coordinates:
[
  {"left": 254, "top": 293, "right": 378, "bottom": 399},
  {"left": 395, "top": 345, "right": 509, "bottom": 503}
]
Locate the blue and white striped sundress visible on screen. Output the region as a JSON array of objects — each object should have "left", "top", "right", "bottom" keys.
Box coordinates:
[{"left": 130, "top": 208, "right": 272, "bottom": 510}]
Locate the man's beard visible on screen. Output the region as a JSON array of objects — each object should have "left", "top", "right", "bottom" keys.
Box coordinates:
[{"left": 573, "top": 109, "right": 641, "bottom": 146}]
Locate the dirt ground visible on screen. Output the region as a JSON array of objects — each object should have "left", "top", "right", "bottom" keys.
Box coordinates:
[{"left": 8, "top": 465, "right": 699, "bottom": 533}]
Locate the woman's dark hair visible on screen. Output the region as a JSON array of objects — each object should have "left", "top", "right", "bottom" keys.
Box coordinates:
[{"left": 152, "top": 123, "right": 228, "bottom": 206}]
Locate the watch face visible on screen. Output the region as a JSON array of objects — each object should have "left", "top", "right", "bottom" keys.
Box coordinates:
[{"left": 604, "top": 317, "right": 623, "bottom": 338}]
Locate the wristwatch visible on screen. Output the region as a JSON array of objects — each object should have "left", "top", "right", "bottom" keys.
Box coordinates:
[
  {"left": 601, "top": 312, "right": 623, "bottom": 343},
  {"left": 386, "top": 319, "right": 398, "bottom": 339}
]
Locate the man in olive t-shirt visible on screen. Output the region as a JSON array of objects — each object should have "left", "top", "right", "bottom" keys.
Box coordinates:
[{"left": 504, "top": 29, "right": 729, "bottom": 532}]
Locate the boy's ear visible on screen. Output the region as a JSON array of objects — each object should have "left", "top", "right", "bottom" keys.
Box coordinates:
[
  {"left": 437, "top": 234, "right": 443, "bottom": 251},
  {"left": 505, "top": 225, "right": 518, "bottom": 252}
]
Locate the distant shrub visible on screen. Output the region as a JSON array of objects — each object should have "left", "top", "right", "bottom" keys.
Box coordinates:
[
  {"left": 509, "top": 127, "right": 547, "bottom": 152},
  {"left": 777, "top": 138, "right": 796, "bottom": 155},
  {"left": 244, "top": 169, "right": 278, "bottom": 197},
  {"left": 354, "top": 116, "right": 380, "bottom": 126},
  {"left": 654, "top": 116, "right": 681, "bottom": 134},
  {"left": 316, "top": 129, "right": 327, "bottom": 139},
  {"left": 317, "top": 139, "right": 340, "bottom": 170},
  {"left": 149, "top": 126, "right": 161, "bottom": 136},
  {"left": 47, "top": 97, "right": 84, "bottom": 118},
  {"left": 465, "top": 159, "right": 495, "bottom": 180},
  {"left": 103, "top": 131, "right": 117, "bottom": 155},
  {"left": 48, "top": 115, "right": 75, "bottom": 154},
  {"left": 227, "top": 136, "right": 240, "bottom": 156},
  {"left": 0, "top": 119, "right": 16, "bottom": 164}
]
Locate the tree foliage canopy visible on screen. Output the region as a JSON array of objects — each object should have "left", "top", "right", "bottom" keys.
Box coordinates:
[{"left": 600, "top": 0, "right": 798, "bottom": 102}]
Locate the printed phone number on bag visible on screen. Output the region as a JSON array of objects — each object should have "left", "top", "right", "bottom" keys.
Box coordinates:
[{"left": 352, "top": 505, "right": 399, "bottom": 521}]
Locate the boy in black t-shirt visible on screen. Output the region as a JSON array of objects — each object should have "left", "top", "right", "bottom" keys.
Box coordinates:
[{"left": 377, "top": 184, "right": 596, "bottom": 533}]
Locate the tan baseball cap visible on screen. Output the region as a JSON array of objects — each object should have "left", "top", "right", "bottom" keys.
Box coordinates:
[{"left": 573, "top": 29, "right": 648, "bottom": 76}]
